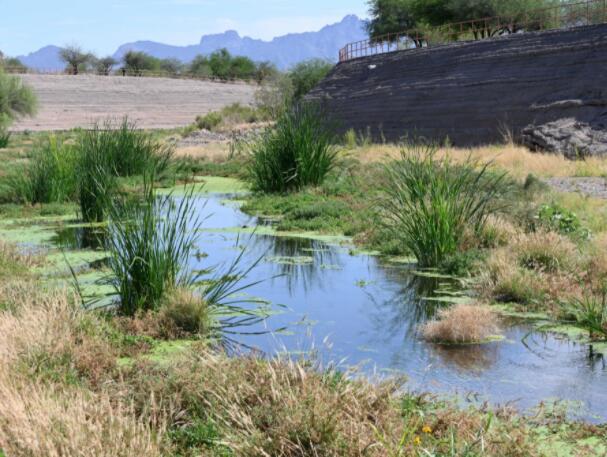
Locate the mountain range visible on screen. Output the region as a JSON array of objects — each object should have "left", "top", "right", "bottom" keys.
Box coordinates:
[{"left": 17, "top": 15, "right": 367, "bottom": 71}]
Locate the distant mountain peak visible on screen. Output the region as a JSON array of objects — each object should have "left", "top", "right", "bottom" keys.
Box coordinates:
[{"left": 18, "top": 16, "right": 367, "bottom": 72}]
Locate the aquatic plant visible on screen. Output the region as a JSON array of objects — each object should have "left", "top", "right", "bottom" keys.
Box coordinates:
[
  {"left": 105, "top": 174, "right": 200, "bottom": 316},
  {"left": 247, "top": 102, "right": 337, "bottom": 193},
  {"left": 380, "top": 144, "right": 508, "bottom": 267},
  {"left": 567, "top": 285, "right": 607, "bottom": 340},
  {"left": 77, "top": 128, "right": 117, "bottom": 223},
  {"left": 422, "top": 303, "right": 500, "bottom": 344}
]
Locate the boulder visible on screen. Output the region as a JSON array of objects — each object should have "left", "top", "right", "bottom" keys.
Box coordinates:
[{"left": 521, "top": 118, "right": 607, "bottom": 159}]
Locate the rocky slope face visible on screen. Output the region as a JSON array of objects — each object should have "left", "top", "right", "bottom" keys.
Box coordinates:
[{"left": 308, "top": 24, "right": 607, "bottom": 149}]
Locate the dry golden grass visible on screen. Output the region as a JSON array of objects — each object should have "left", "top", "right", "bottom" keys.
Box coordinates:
[
  {"left": 0, "top": 240, "right": 40, "bottom": 271},
  {"left": 0, "top": 378, "right": 163, "bottom": 457},
  {"left": 174, "top": 142, "right": 230, "bottom": 160},
  {"left": 422, "top": 304, "right": 500, "bottom": 344},
  {"left": 0, "top": 284, "right": 162, "bottom": 456},
  {"left": 481, "top": 230, "right": 585, "bottom": 312},
  {"left": 350, "top": 142, "right": 607, "bottom": 179}
]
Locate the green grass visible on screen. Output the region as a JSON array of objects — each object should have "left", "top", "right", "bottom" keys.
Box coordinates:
[
  {"left": 380, "top": 144, "right": 510, "bottom": 267},
  {"left": 0, "top": 128, "right": 9, "bottom": 148},
  {"left": 10, "top": 135, "right": 79, "bottom": 204},
  {"left": 247, "top": 103, "right": 337, "bottom": 193}
]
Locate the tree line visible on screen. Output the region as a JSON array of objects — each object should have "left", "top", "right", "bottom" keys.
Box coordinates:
[
  {"left": 366, "top": 0, "right": 564, "bottom": 44},
  {"left": 58, "top": 45, "right": 281, "bottom": 81}
]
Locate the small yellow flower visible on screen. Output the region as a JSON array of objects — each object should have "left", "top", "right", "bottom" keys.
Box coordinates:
[
  {"left": 413, "top": 435, "right": 421, "bottom": 446},
  {"left": 422, "top": 425, "right": 432, "bottom": 434}
]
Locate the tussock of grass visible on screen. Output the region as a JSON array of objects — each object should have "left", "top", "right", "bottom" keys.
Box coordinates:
[
  {"left": 248, "top": 103, "right": 337, "bottom": 193},
  {"left": 380, "top": 144, "right": 509, "bottom": 267},
  {"left": 0, "top": 241, "right": 38, "bottom": 277},
  {"left": 422, "top": 304, "right": 500, "bottom": 344}
]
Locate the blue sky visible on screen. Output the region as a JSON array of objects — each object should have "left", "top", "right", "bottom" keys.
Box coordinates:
[{"left": 1, "top": 0, "right": 369, "bottom": 57}]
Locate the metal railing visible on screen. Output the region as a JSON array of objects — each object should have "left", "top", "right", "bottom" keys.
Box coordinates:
[{"left": 339, "top": 0, "right": 607, "bottom": 62}]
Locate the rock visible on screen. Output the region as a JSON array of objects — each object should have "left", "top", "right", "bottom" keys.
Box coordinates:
[{"left": 521, "top": 118, "right": 607, "bottom": 159}]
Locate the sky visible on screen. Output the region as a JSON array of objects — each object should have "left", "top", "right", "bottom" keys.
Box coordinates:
[{"left": 0, "top": 0, "right": 370, "bottom": 57}]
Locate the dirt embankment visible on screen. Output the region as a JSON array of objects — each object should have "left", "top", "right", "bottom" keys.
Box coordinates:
[{"left": 11, "top": 74, "right": 257, "bottom": 132}]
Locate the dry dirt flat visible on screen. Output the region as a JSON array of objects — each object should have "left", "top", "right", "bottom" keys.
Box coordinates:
[{"left": 11, "top": 74, "right": 256, "bottom": 131}]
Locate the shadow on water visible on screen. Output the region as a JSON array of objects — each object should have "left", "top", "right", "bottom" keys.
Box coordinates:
[{"left": 52, "top": 226, "right": 107, "bottom": 250}]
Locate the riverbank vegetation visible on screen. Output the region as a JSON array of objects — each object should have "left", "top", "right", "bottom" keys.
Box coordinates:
[{"left": 1, "top": 116, "right": 607, "bottom": 453}]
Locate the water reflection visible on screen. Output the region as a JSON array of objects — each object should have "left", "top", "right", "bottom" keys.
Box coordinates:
[
  {"left": 56, "top": 193, "right": 607, "bottom": 421},
  {"left": 52, "top": 226, "right": 107, "bottom": 250}
]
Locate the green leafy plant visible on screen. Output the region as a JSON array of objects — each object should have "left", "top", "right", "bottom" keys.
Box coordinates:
[
  {"left": 247, "top": 103, "right": 337, "bottom": 193},
  {"left": 380, "top": 144, "right": 508, "bottom": 267},
  {"left": 536, "top": 203, "right": 591, "bottom": 240}
]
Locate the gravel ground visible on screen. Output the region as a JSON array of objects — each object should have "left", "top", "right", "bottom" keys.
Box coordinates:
[
  {"left": 11, "top": 74, "right": 256, "bottom": 131},
  {"left": 545, "top": 177, "right": 607, "bottom": 199}
]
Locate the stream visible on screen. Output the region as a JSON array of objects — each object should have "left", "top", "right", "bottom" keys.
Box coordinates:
[{"left": 54, "top": 192, "right": 607, "bottom": 422}]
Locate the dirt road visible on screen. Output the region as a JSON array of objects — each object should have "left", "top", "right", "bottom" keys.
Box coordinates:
[{"left": 11, "top": 74, "right": 256, "bottom": 131}]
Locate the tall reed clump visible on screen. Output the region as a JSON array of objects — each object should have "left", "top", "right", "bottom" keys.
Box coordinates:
[
  {"left": 11, "top": 135, "right": 79, "bottom": 204},
  {"left": 77, "top": 127, "right": 117, "bottom": 223},
  {"left": 76, "top": 119, "right": 174, "bottom": 222},
  {"left": 98, "top": 118, "right": 173, "bottom": 176},
  {"left": 380, "top": 144, "right": 508, "bottom": 268},
  {"left": 105, "top": 174, "right": 201, "bottom": 316},
  {"left": 247, "top": 103, "right": 337, "bottom": 193}
]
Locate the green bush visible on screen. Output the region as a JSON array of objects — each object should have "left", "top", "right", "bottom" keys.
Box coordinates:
[
  {"left": 289, "top": 59, "right": 333, "bottom": 101},
  {"left": 195, "top": 112, "right": 222, "bottom": 130},
  {"left": 380, "top": 144, "right": 508, "bottom": 267},
  {"left": 247, "top": 103, "right": 337, "bottom": 193},
  {"left": 536, "top": 203, "right": 590, "bottom": 239}
]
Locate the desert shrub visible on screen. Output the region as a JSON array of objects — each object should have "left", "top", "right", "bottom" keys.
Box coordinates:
[
  {"left": 195, "top": 111, "right": 222, "bottom": 130},
  {"left": 105, "top": 177, "right": 201, "bottom": 316},
  {"left": 254, "top": 72, "right": 295, "bottom": 119},
  {"left": 422, "top": 304, "right": 500, "bottom": 343},
  {"left": 380, "top": 145, "right": 508, "bottom": 267},
  {"left": 514, "top": 231, "right": 578, "bottom": 273},
  {"left": 195, "top": 103, "right": 266, "bottom": 132},
  {"left": 247, "top": 103, "right": 337, "bottom": 193},
  {"left": 289, "top": 59, "right": 333, "bottom": 101},
  {"left": 0, "top": 69, "right": 37, "bottom": 128},
  {"left": 12, "top": 135, "right": 79, "bottom": 204}
]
